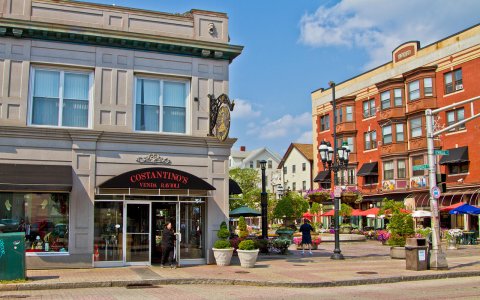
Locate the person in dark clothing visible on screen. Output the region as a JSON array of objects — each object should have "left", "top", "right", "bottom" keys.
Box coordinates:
[
  {"left": 299, "top": 218, "right": 314, "bottom": 255},
  {"left": 161, "top": 221, "right": 176, "bottom": 268}
]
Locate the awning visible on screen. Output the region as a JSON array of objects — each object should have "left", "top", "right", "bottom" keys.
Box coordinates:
[
  {"left": 358, "top": 207, "right": 380, "bottom": 217},
  {"left": 0, "top": 163, "right": 72, "bottom": 192},
  {"left": 439, "top": 146, "right": 469, "bottom": 165},
  {"left": 351, "top": 209, "right": 363, "bottom": 216},
  {"left": 412, "top": 210, "right": 432, "bottom": 218},
  {"left": 449, "top": 203, "right": 480, "bottom": 215},
  {"left": 229, "top": 179, "right": 242, "bottom": 195},
  {"left": 313, "top": 170, "right": 331, "bottom": 182},
  {"left": 321, "top": 209, "right": 334, "bottom": 217},
  {"left": 357, "top": 162, "right": 378, "bottom": 176},
  {"left": 440, "top": 202, "right": 465, "bottom": 212}
]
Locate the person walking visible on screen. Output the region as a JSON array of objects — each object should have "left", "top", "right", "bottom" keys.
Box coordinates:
[
  {"left": 161, "top": 221, "right": 176, "bottom": 268},
  {"left": 299, "top": 218, "right": 314, "bottom": 255}
]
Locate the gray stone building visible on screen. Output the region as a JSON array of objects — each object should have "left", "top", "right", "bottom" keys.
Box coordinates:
[{"left": 0, "top": 0, "right": 242, "bottom": 269}]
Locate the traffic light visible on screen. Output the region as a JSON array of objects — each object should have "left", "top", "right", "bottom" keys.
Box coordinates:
[{"left": 436, "top": 173, "right": 447, "bottom": 193}]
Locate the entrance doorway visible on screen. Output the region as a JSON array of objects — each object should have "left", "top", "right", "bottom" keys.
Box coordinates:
[
  {"left": 125, "top": 202, "right": 150, "bottom": 265},
  {"left": 151, "top": 202, "right": 176, "bottom": 264}
]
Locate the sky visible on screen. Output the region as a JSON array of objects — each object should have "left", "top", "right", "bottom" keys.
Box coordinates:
[{"left": 85, "top": 0, "right": 480, "bottom": 157}]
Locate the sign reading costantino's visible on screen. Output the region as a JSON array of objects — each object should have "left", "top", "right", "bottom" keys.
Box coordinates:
[{"left": 130, "top": 170, "right": 189, "bottom": 189}]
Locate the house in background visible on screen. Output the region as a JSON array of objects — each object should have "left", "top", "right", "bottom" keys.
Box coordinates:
[
  {"left": 278, "top": 143, "right": 314, "bottom": 194},
  {"left": 229, "top": 146, "right": 282, "bottom": 192}
]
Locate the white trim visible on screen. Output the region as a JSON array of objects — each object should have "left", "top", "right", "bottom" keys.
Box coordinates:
[
  {"left": 26, "top": 252, "right": 70, "bottom": 257},
  {"left": 443, "top": 89, "right": 465, "bottom": 98},
  {"left": 445, "top": 129, "right": 467, "bottom": 136}
]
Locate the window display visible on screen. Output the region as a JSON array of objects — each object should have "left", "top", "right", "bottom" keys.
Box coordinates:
[
  {"left": 0, "top": 193, "right": 69, "bottom": 253},
  {"left": 93, "top": 202, "right": 123, "bottom": 262}
]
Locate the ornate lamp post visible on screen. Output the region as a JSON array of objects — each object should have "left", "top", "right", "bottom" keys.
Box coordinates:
[
  {"left": 260, "top": 160, "right": 268, "bottom": 239},
  {"left": 318, "top": 81, "right": 351, "bottom": 260}
]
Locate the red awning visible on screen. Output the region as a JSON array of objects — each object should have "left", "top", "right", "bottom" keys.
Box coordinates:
[
  {"left": 321, "top": 209, "right": 335, "bottom": 217},
  {"left": 351, "top": 209, "right": 362, "bottom": 216},
  {"left": 358, "top": 207, "right": 380, "bottom": 217},
  {"left": 440, "top": 202, "right": 465, "bottom": 212},
  {"left": 303, "top": 212, "right": 314, "bottom": 220}
]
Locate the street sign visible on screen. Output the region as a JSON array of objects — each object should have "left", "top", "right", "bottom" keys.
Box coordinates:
[
  {"left": 413, "top": 164, "right": 429, "bottom": 171},
  {"left": 431, "top": 186, "right": 441, "bottom": 199},
  {"left": 334, "top": 186, "right": 342, "bottom": 198},
  {"left": 434, "top": 150, "right": 450, "bottom": 155}
]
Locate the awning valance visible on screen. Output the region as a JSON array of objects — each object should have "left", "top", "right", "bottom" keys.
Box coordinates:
[
  {"left": 0, "top": 163, "right": 72, "bottom": 192},
  {"left": 357, "top": 162, "right": 378, "bottom": 176},
  {"left": 313, "top": 170, "right": 331, "bottom": 182},
  {"left": 229, "top": 178, "right": 242, "bottom": 195},
  {"left": 439, "top": 146, "right": 469, "bottom": 165}
]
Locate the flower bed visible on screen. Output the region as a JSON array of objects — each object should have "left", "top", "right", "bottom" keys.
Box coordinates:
[{"left": 293, "top": 235, "right": 321, "bottom": 250}]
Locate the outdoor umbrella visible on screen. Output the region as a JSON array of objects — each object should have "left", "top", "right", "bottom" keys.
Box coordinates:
[
  {"left": 449, "top": 203, "right": 480, "bottom": 215},
  {"left": 412, "top": 210, "right": 432, "bottom": 218},
  {"left": 303, "top": 212, "right": 314, "bottom": 221},
  {"left": 229, "top": 206, "right": 261, "bottom": 217},
  {"left": 440, "top": 202, "right": 465, "bottom": 212},
  {"left": 321, "top": 209, "right": 335, "bottom": 217}
]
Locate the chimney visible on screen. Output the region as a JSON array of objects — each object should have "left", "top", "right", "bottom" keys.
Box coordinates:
[{"left": 240, "top": 146, "right": 246, "bottom": 152}]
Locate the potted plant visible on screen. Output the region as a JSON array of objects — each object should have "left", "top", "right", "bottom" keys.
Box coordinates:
[
  {"left": 212, "top": 221, "right": 234, "bottom": 266},
  {"left": 340, "top": 223, "right": 353, "bottom": 234},
  {"left": 445, "top": 228, "right": 462, "bottom": 250},
  {"left": 376, "top": 230, "right": 391, "bottom": 245},
  {"left": 237, "top": 216, "right": 249, "bottom": 239},
  {"left": 381, "top": 199, "right": 415, "bottom": 259},
  {"left": 339, "top": 203, "right": 353, "bottom": 234},
  {"left": 341, "top": 187, "right": 363, "bottom": 205},
  {"left": 272, "top": 238, "right": 291, "bottom": 254},
  {"left": 274, "top": 192, "right": 309, "bottom": 240},
  {"left": 237, "top": 239, "right": 259, "bottom": 268}
]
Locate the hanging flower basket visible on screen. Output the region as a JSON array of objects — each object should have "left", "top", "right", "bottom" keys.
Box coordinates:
[
  {"left": 308, "top": 193, "right": 330, "bottom": 203},
  {"left": 341, "top": 193, "right": 358, "bottom": 204}
]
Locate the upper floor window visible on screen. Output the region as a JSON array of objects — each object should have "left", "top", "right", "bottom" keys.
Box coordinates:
[
  {"left": 292, "top": 182, "right": 296, "bottom": 191},
  {"left": 381, "top": 91, "right": 391, "bottom": 110},
  {"left": 135, "top": 78, "right": 188, "bottom": 133},
  {"left": 397, "top": 159, "right": 406, "bottom": 178},
  {"left": 336, "top": 108, "right": 343, "bottom": 123},
  {"left": 412, "top": 155, "right": 424, "bottom": 176},
  {"left": 444, "top": 69, "right": 463, "bottom": 94},
  {"left": 383, "top": 161, "right": 394, "bottom": 180},
  {"left": 268, "top": 160, "right": 273, "bottom": 169},
  {"left": 302, "top": 181, "right": 307, "bottom": 191},
  {"left": 382, "top": 125, "right": 392, "bottom": 145},
  {"left": 410, "top": 117, "right": 422, "bottom": 138},
  {"left": 346, "top": 106, "right": 353, "bottom": 121},
  {"left": 292, "top": 165, "right": 296, "bottom": 173},
  {"left": 320, "top": 114, "right": 330, "bottom": 131},
  {"left": 446, "top": 108, "right": 465, "bottom": 131},
  {"left": 396, "top": 124, "right": 405, "bottom": 142},
  {"left": 302, "top": 163, "right": 306, "bottom": 171},
  {"left": 424, "top": 78, "right": 433, "bottom": 97},
  {"left": 448, "top": 162, "right": 468, "bottom": 175},
  {"left": 347, "top": 169, "right": 356, "bottom": 185},
  {"left": 394, "top": 88, "right": 403, "bottom": 107},
  {"left": 30, "top": 69, "right": 92, "bottom": 128},
  {"left": 364, "top": 131, "right": 377, "bottom": 150},
  {"left": 250, "top": 161, "right": 254, "bottom": 168},
  {"left": 283, "top": 166, "right": 287, "bottom": 174},
  {"left": 408, "top": 80, "right": 420, "bottom": 101},
  {"left": 363, "top": 99, "right": 375, "bottom": 118}
]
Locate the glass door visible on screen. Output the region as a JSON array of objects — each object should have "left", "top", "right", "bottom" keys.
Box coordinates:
[
  {"left": 180, "top": 202, "right": 205, "bottom": 260},
  {"left": 125, "top": 202, "right": 150, "bottom": 265}
]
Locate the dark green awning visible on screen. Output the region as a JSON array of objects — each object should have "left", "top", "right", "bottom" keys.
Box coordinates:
[{"left": 439, "top": 146, "right": 469, "bottom": 165}]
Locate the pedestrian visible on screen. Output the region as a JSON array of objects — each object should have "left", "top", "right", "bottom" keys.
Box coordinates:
[
  {"left": 299, "top": 218, "right": 314, "bottom": 255},
  {"left": 161, "top": 221, "right": 176, "bottom": 269}
]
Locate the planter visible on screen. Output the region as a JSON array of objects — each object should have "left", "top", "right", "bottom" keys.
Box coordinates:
[
  {"left": 275, "top": 229, "right": 295, "bottom": 240},
  {"left": 341, "top": 194, "right": 358, "bottom": 204},
  {"left": 237, "top": 249, "right": 259, "bottom": 268},
  {"left": 212, "top": 248, "right": 234, "bottom": 266},
  {"left": 447, "top": 239, "right": 458, "bottom": 250},
  {"left": 390, "top": 246, "right": 406, "bottom": 259},
  {"left": 339, "top": 227, "right": 352, "bottom": 234},
  {"left": 309, "top": 194, "right": 330, "bottom": 204}
]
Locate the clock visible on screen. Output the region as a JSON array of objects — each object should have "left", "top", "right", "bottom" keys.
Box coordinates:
[{"left": 215, "top": 104, "right": 231, "bottom": 142}]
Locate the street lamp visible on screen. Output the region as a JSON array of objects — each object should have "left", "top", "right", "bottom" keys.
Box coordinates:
[
  {"left": 260, "top": 160, "right": 268, "bottom": 239},
  {"left": 318, "top": 81, "right": 351, "bottom": 260}
]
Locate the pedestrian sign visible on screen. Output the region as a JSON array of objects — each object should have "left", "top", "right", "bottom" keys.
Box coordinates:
[
  {"left": 431, "top": 186, "right": 441, "bottom": 199},
  {"left": 413, "top": 164, "right": 429, "bottom": 171},
  {"left": 434, "top": 150, "right": 450, "bottom": 155}
]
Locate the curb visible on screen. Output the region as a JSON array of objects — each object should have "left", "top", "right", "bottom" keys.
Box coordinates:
[{"left": 1, "top": 271, "right": 480, "bottom": 291}]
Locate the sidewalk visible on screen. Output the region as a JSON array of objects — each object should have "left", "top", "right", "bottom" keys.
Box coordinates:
[{"left": 2, "top": 241, "right": 479, "bottom": 291}]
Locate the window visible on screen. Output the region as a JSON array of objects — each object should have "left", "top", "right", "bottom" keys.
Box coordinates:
[
  {"left": 424, "top": 78, "right": 433, "bottom": 96},
  {"left": 365, "top": 175, "right": 378, "bottom": 185},
  {"left": 363, "top": 99, "right": 375, "bottom": 118},
  {"left": 283, "top": 166, "right": 287, "bottom": 174},
  {"left": 444, "top": 69, "right": 463, "bottom": 94},
  {"left": 292, "top": 182, "right": 296, "bottom": 191},
  {"left": 302, "top": 181, "right": 307, "bottom": 191},
  {"left": 381, "top": 91, "right": 391, "bottom": 110},
  {"left": 135, "top": 78, "right": 188, "bottom": 133},
  {"left": 94, "top": 202, "right": 123, "bottom": 261},
  {"left": 0, "top": 192, "right": 69, "bottom": 253},
  {"left": 31, "top": 69, "right": 91, "bottom": 128},
  {"left": 394, "top": 88, "right": 403, "bottom": 107},
  {"left": 383, "top": 161, "right": 394, "bottom": 180},
  {"left": 336, "top": 108, "right": 343, "bottom": 123},
  {"left": 397, "top": 160, "right": 406, "bottom": 178},
  {"left": 364, "top": 131, "right": 377, "bottom": 150},
  {"left": 410, "top": 117, "right": 422, "bottom": 138},
  {"left": 396, "top": 124, "right": 405, "bottom": 142},
  {"left": 346, "top": 106, "right": 353, "bottom": 121},
  {"left": 320, "top": 114, "right": 330, "bottom": 131},
  {"left": 292, "top": 165, "right": 296, "bottom": 173},
  {"left": 382, "top": 125, "right": 392, "bottom": 145},
  {"left": 448, "top": 162, "right": 469, "bottom": 175},
  {"left": 268, "top": 160, "right": 273, "bottom": 169},
  {"left": 346, "top": 137, "right": 355, "bottom": 153},
  {"left": 250, "top": 161, "right": 254, "bottom": 168},
  {"left": 256, "top": 160, "right": 260, "bottom": 168},
  {"left": 412, "top": 155, "right": 424, "bottom": 176},
  {"left": 302, "top": 163, "right": 306, "bottom": 171},
  {"left": 347, "top": 169, "right": 356, "bottom": 185},
  {"left": 446, "top": 108, "right": 466, "bottom": 131},
  {"left": 409, "top": 80, "right": 420, "bottom": 101}
]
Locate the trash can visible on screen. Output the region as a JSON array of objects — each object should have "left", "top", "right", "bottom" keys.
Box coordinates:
[
  {"left": 405, "top": 237, "right": 428, "bottom": 271},
  {"left": 0, "top": 232, "right": 26, "bottom": 280}
]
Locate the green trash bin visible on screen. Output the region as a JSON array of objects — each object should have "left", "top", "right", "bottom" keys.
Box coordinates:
[{"left": 0, "top": 232, "right": 26, "bottom": 280}]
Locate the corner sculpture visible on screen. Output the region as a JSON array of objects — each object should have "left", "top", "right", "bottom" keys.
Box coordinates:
[{"left": 208, "top": 94, "right": 235, "bottom": 142}]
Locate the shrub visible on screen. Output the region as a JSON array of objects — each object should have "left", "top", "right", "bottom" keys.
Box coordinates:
[
  {"left": 238, "top": 216, "right": 249, "bottom": 239},
  {"left": 214, "top": 239, "right": 231, "bottom": 249},
  {"left": 220, "top": 221, "right": 228, "bottom": 229},
  {"left": 230, "top": 237, "right": 242, "bottom": 252},
  {"left": 254, "top": 239, "right": 269, "bottom": 254},
  {"left": 272, "top": 238, "right": 291, "bottom": 254},
  {"left": 217, "top": 227, "right": 230, "bottom": 240},
  {"left": 238, "top": 239, "right": 257, "bottom": 250}
]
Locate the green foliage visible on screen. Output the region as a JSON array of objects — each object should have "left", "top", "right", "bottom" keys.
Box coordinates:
[
  {"left": 220, "top": 221, "right": 227, "bottom": 229},
  {"left": 213, "top": 239, "right": 232, "bottom": 249},
  {"left": 217, "top": 227, "right": 230, "bottom": 239},
  {"left": 229, "top": 168, "right": 261, "bottom": 210},
  {"left": 310, "top": 202, "right": 322, "bottom": 215},
  {"left": 383, "top": 199, "right": 415, "bottom": 247},
  {"left": 238, "top": 216, "right": 249, "bottom": 238},
  {"left": 238, "top": 239, "right": 257, "bottom": 250},
  {"left": 339, "top": 203, "right": 353, "bottom": 219},
  {"left": 273, "top": 192, "right": 309, "bottom": 221},
  {"left": 254, "top": 239, "right": 269, "bottom": 254},
  {"left": 272, "top": 238, "right": 291, "bottom": 254}
]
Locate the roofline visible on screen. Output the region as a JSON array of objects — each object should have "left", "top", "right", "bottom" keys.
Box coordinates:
[{"left": 278, "top": 143, "right": 313, "bottom": 169}]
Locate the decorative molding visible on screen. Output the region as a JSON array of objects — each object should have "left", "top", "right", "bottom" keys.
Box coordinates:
[{"left": 136, "top": 153, "right": 172, "bottom": 165}]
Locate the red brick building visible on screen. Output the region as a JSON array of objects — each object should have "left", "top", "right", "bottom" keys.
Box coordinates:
[{"left": 311, "top": 24, "right": 480, "bottom": 230}]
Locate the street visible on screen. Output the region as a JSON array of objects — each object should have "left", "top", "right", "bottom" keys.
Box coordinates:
[{"left": 2, "top": 277, "right": 479, "bottom": 299}]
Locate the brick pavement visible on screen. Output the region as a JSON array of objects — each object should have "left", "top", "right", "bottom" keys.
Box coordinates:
[{"left": 1, "top": 241, "right": 479, "bottom": 291}]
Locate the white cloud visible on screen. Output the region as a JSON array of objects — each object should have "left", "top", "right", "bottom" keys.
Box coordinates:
[
  {"left": 247, "top": 112, "right": 311, "bottom": 140},
  {"left": 231, "top": 99, "right": 261, "bottom": 119},
  {"left": 299, "top": 0, "right": 480, "bottom": 69},
  {"left": 296, "top": 130, "right": 313, "bottom": 144}
]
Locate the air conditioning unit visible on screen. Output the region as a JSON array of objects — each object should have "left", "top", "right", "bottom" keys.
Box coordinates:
[{"left": 455, "top": 84, "right": 463, "bottom": 91}]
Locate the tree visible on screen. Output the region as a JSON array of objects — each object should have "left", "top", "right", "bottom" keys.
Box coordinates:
[
  {"left": 229, "top": 168, "right": 261, "bottom": 210},
  {"left": 381, "top": 199, "right": 415, "bottom": 246},
  {"left": 273, "top": 192, "right": 309, "bottom": 225},
  {"left": 339, "top": 203, "right": 353, "bottom": 223}
]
